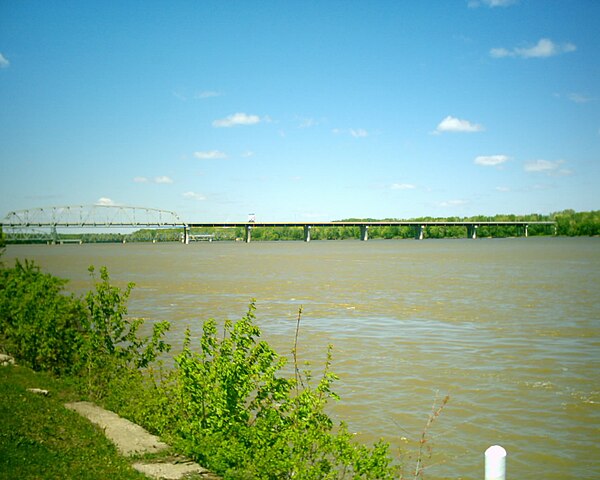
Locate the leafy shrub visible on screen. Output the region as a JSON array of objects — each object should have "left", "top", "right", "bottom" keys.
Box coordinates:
[
  {"left": 79, "top": 266, "right": 171, "bottom": 399},
  {"left": 0, "top": 260, "right": 170, "bottom": 397},
  {"left": 154, "top": 303, "right": 397, "bottom": 479},
  {"left": 0, "top": 259, "right": 85, "bottom": 374}
]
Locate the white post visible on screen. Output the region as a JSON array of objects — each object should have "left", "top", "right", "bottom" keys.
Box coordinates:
[{"left": 485, "top": 445, "right": 506, "bottom": 480}]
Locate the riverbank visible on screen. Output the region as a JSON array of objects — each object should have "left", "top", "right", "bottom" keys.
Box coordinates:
[
  {"left": 0, "top": 361, "right": 220, "bottom": 479},
  {"left": 0, "top": 363, "right": 147, "bottom": 479}
]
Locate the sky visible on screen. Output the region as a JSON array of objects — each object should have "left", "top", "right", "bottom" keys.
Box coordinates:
[{"left": 1, "top": 0, "right": 598, "bottom": 223}]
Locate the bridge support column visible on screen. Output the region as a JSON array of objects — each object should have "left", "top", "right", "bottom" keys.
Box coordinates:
[
  {"left": 51, "top": 225, "right": 58, "bottom": 245},
  {"left": 182, "top": 227, "right": 190, "bottom": 244},
  {"left": 360, "top": 225, "right": 369, "bottom": 241},
  {"left": 245, "top": 225, "right": 252, "bottom": 243},
  {"left": 524, "top": 224, "right": 528, "bottom": 238},
  {"left": 303, "top": 225, "right": 312, "bottom": 242},
  {"left": 414, "top": 225, "right": 425, "bottom": 240},
  {"left": 467, "top": 225, "right": 478, "bottom": 239}
]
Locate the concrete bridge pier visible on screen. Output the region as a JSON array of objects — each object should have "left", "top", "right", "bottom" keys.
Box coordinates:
[
  {"left": 245, "top": 225, "right": 253, "bottom": 243},
  {"left": 524, "top": 224, "right": 528, "bottom": 237},
  {"left": 303, "top": 225, "right": 312, "bottom": 242},
  {"left": 360, "top": 225, "right": 369, "bottom": 241},
  {"left": 182, "top": 227, "right": 190, "bottom": 244},
  {"left": 414, "top": 225, "right": 425, "bottom": 240},
  {"left": 467, "top": 225, "right": 478, "bottom": 239}
]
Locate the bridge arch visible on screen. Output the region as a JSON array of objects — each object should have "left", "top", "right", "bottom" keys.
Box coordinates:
[
  {"left": 2, "top": 205, "right": 186, "bottom": 228},
  {"left": 1, "top": 205, "right": 187, "bottom": 243}
]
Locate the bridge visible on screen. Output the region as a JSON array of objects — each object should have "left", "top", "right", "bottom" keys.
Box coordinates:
[
  {"left": 186, "top": 221, "right": 555, "bottom": 243},
  {"left": 1, "top": 205, "right": 185, "bottom": 244},
  {"left": 1, "top": 205, "right": 556, "bottom": 244}
]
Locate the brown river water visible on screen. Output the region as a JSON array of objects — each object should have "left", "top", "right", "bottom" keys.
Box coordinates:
[{"left": 4, "top": 237, "right": 599, "bottom": 479}]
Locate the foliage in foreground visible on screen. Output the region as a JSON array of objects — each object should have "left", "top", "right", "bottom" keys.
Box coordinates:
[{"left": 0, "top": 258, "right": 399, "bottom": 479}]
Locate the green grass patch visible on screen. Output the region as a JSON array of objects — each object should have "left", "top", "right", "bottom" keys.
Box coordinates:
[{"left": 0, "top": 365, "right": 147, "bottom": 480}]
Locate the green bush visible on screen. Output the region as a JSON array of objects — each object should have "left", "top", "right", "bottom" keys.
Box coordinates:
[
  {"left": 79, "top": 266, "right": 171, "bottom": 399},
  {"left": 154, "top": 303, "right": 397, "bottom": 479},
  {"left": 0, "top": 259, "right": 85, "bottom": 374}
]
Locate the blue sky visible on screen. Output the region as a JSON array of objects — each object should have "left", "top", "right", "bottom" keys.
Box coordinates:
[{"left": 1, "top": 0, "right": 598, "bottom": 222}]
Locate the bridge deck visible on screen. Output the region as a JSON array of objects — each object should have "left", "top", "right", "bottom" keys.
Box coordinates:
[{"left": 187, "top": 221, "right": 555, "bottom": 228}]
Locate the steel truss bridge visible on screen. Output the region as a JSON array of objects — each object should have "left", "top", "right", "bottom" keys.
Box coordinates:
[
  {"left": 1, "top": 205, "right": 556, "bottom": 244},
  {"left": 1, "top": 205, "right": 185, "bottom": 243}
]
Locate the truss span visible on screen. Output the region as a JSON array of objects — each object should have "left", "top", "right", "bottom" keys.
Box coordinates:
[{"left": 2, "top": 205, "right": 186, "bottom": 228}]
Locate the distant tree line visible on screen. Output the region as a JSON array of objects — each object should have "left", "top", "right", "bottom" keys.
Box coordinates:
[{"left": 1, "top": 210, "right": 598, "bottom": 243}]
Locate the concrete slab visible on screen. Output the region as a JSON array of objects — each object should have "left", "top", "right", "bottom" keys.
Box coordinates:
[
  {"left": 65, "top": 401, "right": 220, "bottom": 479},
  {"left": 65, "top": 401, "right": 169, "bottom": 456}
]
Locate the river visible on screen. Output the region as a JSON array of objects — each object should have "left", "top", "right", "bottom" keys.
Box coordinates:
[{"left": 3, "top": 237, "right": 599, "bottom": 479}]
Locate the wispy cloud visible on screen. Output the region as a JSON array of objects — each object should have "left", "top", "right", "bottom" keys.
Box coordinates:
[
  {"left": 213, "top": 113, "right": 261, "bottom": 128},
  {"left": 350, "top": 128, "right": 369, "bottom": 138},
  {"left": 297, "top": 117, "right": 319, "bottom": 128},
  {"left": 495, "top": 186, "right": 511, "bottom": 192},
  {"left": 154, "top": 176, "right": 173, "bottom": 184},
  {"left": 195, "top": 90, "right": 221, "bottom": 99},
  {"left": 0, "top": 53, "right": 9, "bottom": 68},
  {"left": 96, "top": 197, "right": 116, "bottom": 206},
  {"left": 469, "top": 0, "right": 518, "bottom": 7},
  {"left": 391, "top": 183, "right": 416, "bottom": 190},
  {"left": 332, "top": 128, "right": 370, "bottom": 137},
  {"left": 524, "top": 159, "right": 572, "bottom": 176},
  {"left": 491, "top": 38, "right": 576, "bottom": 59},
  {"left": 133, "top": 176, "right": 174, "bottom": 184},
  {"left": 434, "top": 116, "right": 484, "bottom": 133},
  {"left": 182, "top": 191, "right": 206, "bottom": 201},
  {"left": 437, "top": 199, "right": 468, "bottom": 207},
  {"left": 194, "top": 150, "right": 227, "bottom": 160},
  {"left": 567, "top": 93, "right": 593, "bottom": 104},
  {"left": 474, "top": 155, "right": 509, "bottom": 167}
]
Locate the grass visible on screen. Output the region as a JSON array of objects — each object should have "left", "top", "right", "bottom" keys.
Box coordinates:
[{"left": 0, "top": 364, "right": 148, "bottom": 480}]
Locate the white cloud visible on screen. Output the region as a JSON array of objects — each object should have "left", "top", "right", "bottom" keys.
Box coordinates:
[
  {"left": 96, "top": 197, "right": 116, "bottom": 206},
  {"left": 182, "top": 191, "right": 206, "bottom": 201},
  {"left": 0, "top": 53, "right": 9, "bottom": 68},
  {"left": 524, "top": 159, "right": 572, "bottom": 176},
  {"left": 154, "top": 176, "right": 173, "bottom": 184},
  {"left": 474, "top": 155, "right": 509, "bottom": 166},
  {"left": 490, "top": 48, "right": 511, "bottom": 58},
  {"left": 495, "top": 186, "right": 511, "bottom": 192},
  {"left": 391, "top": 183, "right": 416, "bottom": 190},
  {"left": 491, "top": 38, "right": 576, "bottom": 59},
  {"left": 297, "top": 117, "right": 318, "bottom": 128},
  {"left": 195, "top": 90, "right": 221, "bottom": 99},
  {"left": 350, "top": 128, "right": 369, "bottom": 138},
  {"left": 567, "top": 93, "right": 593, "bottom": 104},
  {"left": 435, "top": 116, "right": 483, "bottom": 133},
  {"left": 194, "top": 150, "right": 227, "bottom": 160},
  {"left": 438, "top": 199, "right": 468, "bottom": 207},
  {"left": 134, "top": 176, "right": 173, "bottom": 184},
  {"left": 213, "top": 112, "right": 261, "bottom": 127},
  {"left": 469, "top": 0, "right": 517, "bottom": 7}
]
